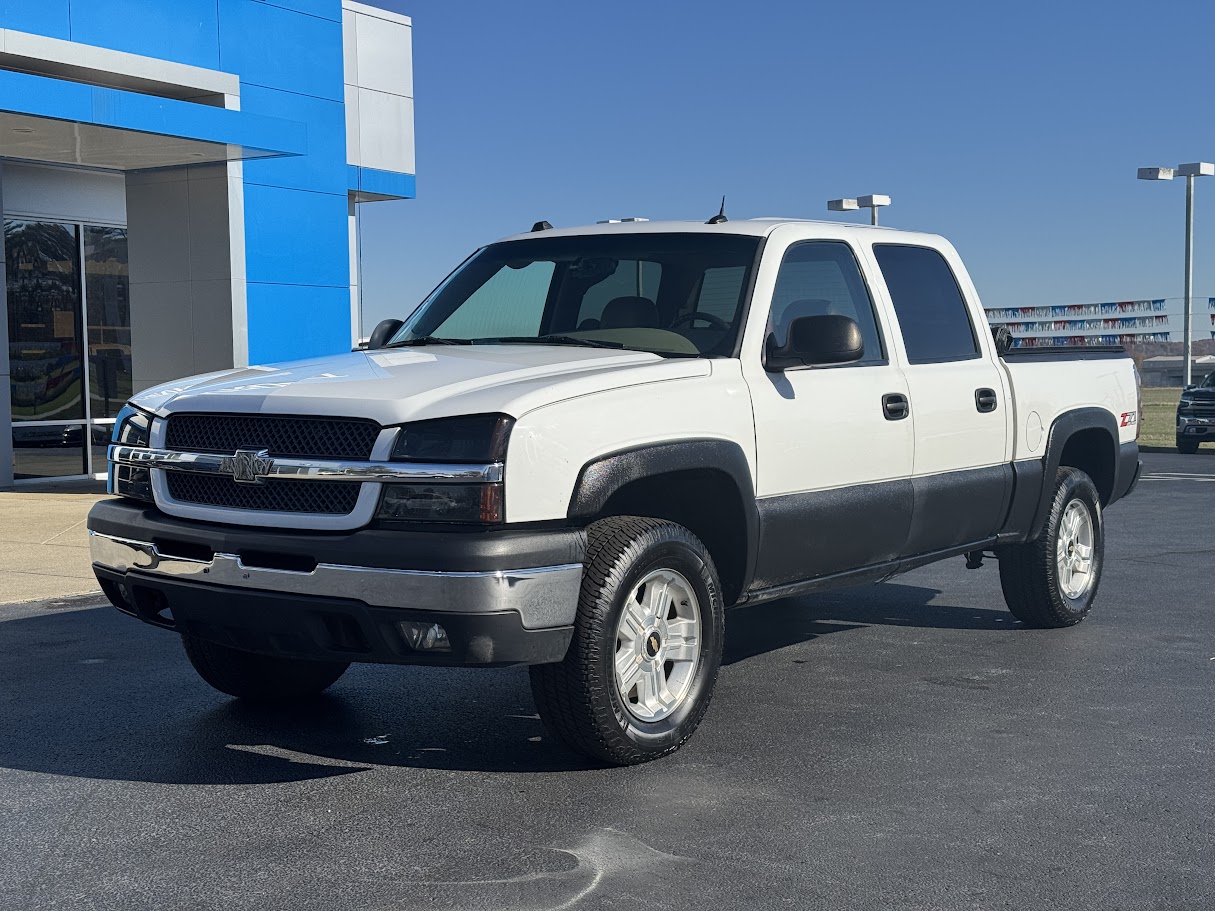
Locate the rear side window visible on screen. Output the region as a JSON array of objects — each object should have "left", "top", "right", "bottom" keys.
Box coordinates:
[
  {"left": 872, "top": 245, "right": 978, "bottom": 363},
  {"left": 768, "top": 241, "right": 885, "bottom": 364}
]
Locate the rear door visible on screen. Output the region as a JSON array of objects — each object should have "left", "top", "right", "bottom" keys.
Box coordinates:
[
  {"left": 868, "top": 242, "right": 1011, "bottom": 556},
  {"left": 742, "top": 235, "right": 914, "bottom": 589}
]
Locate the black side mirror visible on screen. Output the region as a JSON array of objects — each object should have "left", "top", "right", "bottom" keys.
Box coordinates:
[
  {"left": 366, "top": 318, "right": 404, "bottom": 350},
  {"left": 765, "top": 314, "right": 864, "bottom": 371},
  {"left": 991, "top": 324, "right": 1014, "bottom": 356}
]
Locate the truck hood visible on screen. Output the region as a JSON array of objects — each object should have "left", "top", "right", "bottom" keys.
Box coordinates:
[{"left": 130, "top": 345, "right": 711, "bottom": 425}]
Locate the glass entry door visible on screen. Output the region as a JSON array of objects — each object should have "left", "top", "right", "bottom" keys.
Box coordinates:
[{"left": 6, "top": 219, "right": 129, "bottom": 481}]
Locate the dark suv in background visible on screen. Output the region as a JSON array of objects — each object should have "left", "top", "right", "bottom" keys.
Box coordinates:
[{"left": 1177, "top": 372, "right": 1215, "bottom": 453}]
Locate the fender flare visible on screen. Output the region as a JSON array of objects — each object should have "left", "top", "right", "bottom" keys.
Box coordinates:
[
  {"left": 567, "top": 439, "right": 760, "bottom": 595},
  {"left": 1029, "top": 407, "right": 1120, "bottom": 540}
]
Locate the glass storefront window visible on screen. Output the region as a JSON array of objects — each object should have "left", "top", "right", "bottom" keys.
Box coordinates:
[
  {"left": 7, "top": 219, "right": 127, "bottom": 480},
  {"left": 85, "top": 226, "right": 131, "bottom": 420},
  {"left": 5, "top": 220, "right": 84, "bottom": 423},
  {"left": 11, "top": 423, "right": 88, "bottom": 480}
]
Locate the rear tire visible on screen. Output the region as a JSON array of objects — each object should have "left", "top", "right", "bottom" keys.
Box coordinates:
[
  {"left": 181, "top": 634, "right": 349, "bottom": 702},
  {"left": 529, "top": 516, "right": 725, "bottom": 765},
  {"left": 997, "top": 466, "right": 1104, "bottom": 628},
  {"left": 1177, "top": 437, "right": 1200, "bottom": 455}
]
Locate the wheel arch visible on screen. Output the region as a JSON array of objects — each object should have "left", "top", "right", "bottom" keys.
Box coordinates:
[
  {"left": 567, "top": 440, "right": 759, "bottom": 605},
  {"left": 1029, "top": 407, "right": 1119, "bottom": 540}
]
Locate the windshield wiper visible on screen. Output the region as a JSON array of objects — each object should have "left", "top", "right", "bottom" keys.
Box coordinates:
[
  {"left": 487, "top": 335, "right": 626, "bottom": 350},
  {"left": 385, "top": 336, "right": 473, "bottom": 348}
]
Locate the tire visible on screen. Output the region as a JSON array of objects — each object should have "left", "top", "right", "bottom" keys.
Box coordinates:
[
  {"left": 529, "top": 516, "right": 725, "bottom": 765},
  {"left": 1177, "top": 437, "right": 1200, "bottom": 455},
  {"left": 997, "top": 466, "right": 1104, "bottom": 628},
  {"left": 181, "top": 634, "right": 349, "bottom": 702}
]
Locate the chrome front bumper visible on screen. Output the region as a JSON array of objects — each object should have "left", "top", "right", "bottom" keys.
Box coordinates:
[{"left": 89, "top": 531, "right": 583, "bottom": 630}]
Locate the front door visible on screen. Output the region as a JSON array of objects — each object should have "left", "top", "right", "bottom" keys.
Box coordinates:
[{"left": 742, "top": 239, "right": 914, "bottom": 590}]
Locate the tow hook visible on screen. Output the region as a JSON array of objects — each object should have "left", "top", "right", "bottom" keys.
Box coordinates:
[{"left": 965, "top": 550, "right": 985, "bottom": 569}]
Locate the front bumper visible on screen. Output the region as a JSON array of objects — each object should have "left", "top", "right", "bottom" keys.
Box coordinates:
[
  {"left": 88, "top": 499, "right": 585, "bottom": 667},
  {"left": 1177, "top": 414, "right": 1215, "bottom": 436}
]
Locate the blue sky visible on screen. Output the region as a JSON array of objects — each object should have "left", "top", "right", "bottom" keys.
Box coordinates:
[{"left": 359, "top": 0, "right": 1215, "bottom": 331}]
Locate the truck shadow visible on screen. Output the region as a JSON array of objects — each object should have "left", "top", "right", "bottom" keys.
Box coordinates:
[
  {"left": 0, "top": 584, "right": 1016, "bottom": 784},
  {"left": 724, "top": 582, "right": 1014, "bottom": 665}
]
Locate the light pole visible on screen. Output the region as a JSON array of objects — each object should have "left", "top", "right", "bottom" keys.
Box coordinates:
[
  {"left": 1138, "top": 162, "right": 1213, "bottom": 386},
  {"left": 828, "top": 194, "right": 891, "bottom": 225}
]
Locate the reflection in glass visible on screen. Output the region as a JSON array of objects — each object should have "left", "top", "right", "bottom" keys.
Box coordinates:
[
  {"left": 5, "top": 220, "right": 83, "bottom": 422},
  {"left": 90, "top": 422, "right": 113, "bottom": 477},
  {"left": 12, "top": 423, "right": 88, "bottom": 479},
  {"left": 85, "top": 227, "right": 130, "bottom": 419}
]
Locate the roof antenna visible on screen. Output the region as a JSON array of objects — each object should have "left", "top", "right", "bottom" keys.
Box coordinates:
[
  {"left": 531, "top": 220, "right": 553, "bottom": 232},
  {"left": 706, "top": 196, "right": 727, "bottom": 225}
]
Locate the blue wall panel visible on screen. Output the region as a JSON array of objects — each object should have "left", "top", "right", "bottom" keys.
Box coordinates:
[
  {"left": 218, "top": 0, "right": 344, "bottom": 101},
  {"left": 68, "top": 0, "right": 221, "bottom": 69},
  {"left": 246, "top": 284, "right": 351, "bottom": 362},
  {"left": 349, "top": 165, "right": 417, "bottom": 200},
  {"left": 241, "top": 86, "right": 346, "bottom": 193},
  {"left": 256, "top": 0, "right": 342, "bottom": 23},
  {"left": 243, "top": 184, "right": 349, "bottom": 288},
  {"left": 0, "top": 0, "right": 71, "bottom": 39}
]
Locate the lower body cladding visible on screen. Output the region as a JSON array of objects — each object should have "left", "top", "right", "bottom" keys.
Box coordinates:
[{"left": 87, "top": 500, "right": 586, "bottom": 667}]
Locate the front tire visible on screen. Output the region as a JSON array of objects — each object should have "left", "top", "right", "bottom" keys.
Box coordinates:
[
  {"left": 997, "top": 467, "right": 1104, "bottom": 628},
  {"left": 529, "top": 516, "right": 725, "bottom": 765},
  {"left": 181, "top": 634, "right": 349, "bottom": 702},
  {"left": 1177, "top": 436, "right": 1199, "bottom": 454}
]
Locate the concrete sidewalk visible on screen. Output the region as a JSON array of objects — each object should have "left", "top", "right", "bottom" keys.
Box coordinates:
[{"left": 0, "top": 482, "right": 108, "bottom": 603}]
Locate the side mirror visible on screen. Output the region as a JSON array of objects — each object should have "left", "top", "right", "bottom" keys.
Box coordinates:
[
  {"left": 366, "top": 318, "right": 404, "bottom": 350},
  {"left": 991, "top": 324, "right": 1014, "bottom": 356},
  {"left": 765, "top": 314, "right": 864, "bottom": 371}
]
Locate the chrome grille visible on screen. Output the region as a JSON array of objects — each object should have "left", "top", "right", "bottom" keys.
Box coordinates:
[
  {"left": 165, "top": 413, "right": 379, "bottom": 459},
  {"left": 166, "top": 472, "right": 361, "bottom": 515}
]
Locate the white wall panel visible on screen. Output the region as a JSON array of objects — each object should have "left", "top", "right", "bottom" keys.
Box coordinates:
[
  {"left": 341, "top": 8, "right": 358, "bottom": 85},
  {"left": 344, "top": 82, "right": 361, "bottom": 166},
  {"left": 2, "top": 162, "right": 126, "bottom": 225},
  {"left": 357, "top": 89, "right": 414, "bottom": 174},
  {"left": 352, "top": 13, "right": 412, "bottom": 98},
  {"left": 342, "top": 1, "right": 413, "bottom": 174}
]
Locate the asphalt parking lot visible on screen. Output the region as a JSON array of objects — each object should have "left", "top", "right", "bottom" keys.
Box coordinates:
[{"left": 2, "top": 450, "right": 1212, "bottom": 911}]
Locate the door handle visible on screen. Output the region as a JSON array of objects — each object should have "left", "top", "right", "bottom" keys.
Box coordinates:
[
  {"left": 882, "top": 393, "right": 909, "bottom": 421},
  {"left": 975, "top": 388, "right": 998, "bottom": 413}
]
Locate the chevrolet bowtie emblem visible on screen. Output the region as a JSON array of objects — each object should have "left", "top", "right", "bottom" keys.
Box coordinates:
[{"left": 221, "top": 448, "right": 274, "bottom": 485}]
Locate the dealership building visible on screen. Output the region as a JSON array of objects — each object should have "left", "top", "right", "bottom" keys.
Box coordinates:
[{"left": 0, "top": 0, "right": 415, "bottom": 486}]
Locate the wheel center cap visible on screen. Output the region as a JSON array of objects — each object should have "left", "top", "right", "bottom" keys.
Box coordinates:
[{"left": 643, "top": 630, "right": 662, "bottom": 660}]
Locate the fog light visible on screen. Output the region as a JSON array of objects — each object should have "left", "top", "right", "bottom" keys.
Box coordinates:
[{"left": 398, "top": 620, "right": 451, "bottom": 652}]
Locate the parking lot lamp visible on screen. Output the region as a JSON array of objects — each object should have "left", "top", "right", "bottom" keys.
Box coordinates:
[{"left": 1138, "top": 163, "right": 1213, "bottom": 386}]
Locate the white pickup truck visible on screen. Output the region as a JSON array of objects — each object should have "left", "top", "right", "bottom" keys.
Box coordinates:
[{"left": 88, "top": 217, "right": 1142, "bottom": 765}]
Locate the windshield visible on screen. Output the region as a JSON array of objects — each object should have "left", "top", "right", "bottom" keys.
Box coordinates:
[
  {"left": 389, "top": 233, "right": 761, "bottom": 357},
  {"left": 1202, "top": 373, "right": 1215, "bottom": 389}
]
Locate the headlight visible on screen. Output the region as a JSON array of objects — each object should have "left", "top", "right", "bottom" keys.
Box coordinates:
[
  {"left": 109, "top": 403, "right": 154, "bottom": 502},
  {"left": 389, "top": 414, "right": 513, "bottom": 463},
  {"left": 113, "top": 403, "right": 152, "bottom": 447},
  {"left": 377, "top": 415, "right": 512, "bottom": 524}
]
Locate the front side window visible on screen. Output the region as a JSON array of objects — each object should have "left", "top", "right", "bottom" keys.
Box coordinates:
[
  {"left": 767, "top": 241, "right": 885, "bottom": 364},
  {"left": 391, "top": 233, "right": 761, "bottom": 357},
  {"left": 873, "top": 244, "right": 979, "bottom": 364}
]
